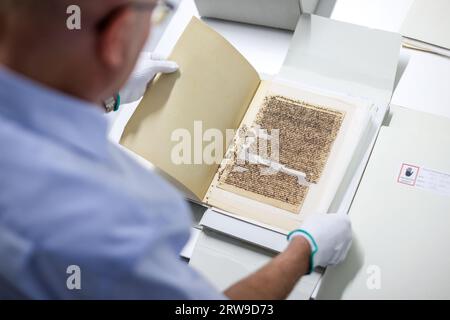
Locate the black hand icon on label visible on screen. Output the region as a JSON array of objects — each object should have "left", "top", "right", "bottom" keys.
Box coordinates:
[{"left": 405, "top": 167, "right": 414, "bottom": 177}]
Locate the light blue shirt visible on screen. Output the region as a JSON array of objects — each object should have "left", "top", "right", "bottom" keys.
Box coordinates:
[{"left": 0, "top": 67, "right": 224, "bottom": 300}]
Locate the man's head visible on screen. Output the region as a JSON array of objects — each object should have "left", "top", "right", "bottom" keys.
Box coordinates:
[{"left": 0, "top": 0, "right": 156, "bottom": 104}]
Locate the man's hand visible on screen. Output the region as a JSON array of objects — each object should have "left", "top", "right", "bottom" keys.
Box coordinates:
[
  {"left": 119, "top": 52, "right": 178, "bottom": 104},
  {"left": 290, "top": 212, "right": 352, "bottom": 270}
]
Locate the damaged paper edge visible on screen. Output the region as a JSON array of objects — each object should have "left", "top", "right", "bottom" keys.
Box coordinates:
[{"left": 232, "top": 153, "right": 312, "bottom": 187}]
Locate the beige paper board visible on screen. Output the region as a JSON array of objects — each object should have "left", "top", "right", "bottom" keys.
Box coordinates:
[{"left": 121, "top": 17, "right": 260, "bottom": 200}]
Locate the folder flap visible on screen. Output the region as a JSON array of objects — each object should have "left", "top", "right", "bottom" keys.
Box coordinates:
[{"left": 281, "top": 14, "right": 402, "bottom": 104}]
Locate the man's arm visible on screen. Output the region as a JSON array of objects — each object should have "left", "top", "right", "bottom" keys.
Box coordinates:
[
  {"left": 224, "top": 236, "right": 311, "bottom": 300},
  {"left": 224, "top": 212, "right": 353, "bottom": 300}
]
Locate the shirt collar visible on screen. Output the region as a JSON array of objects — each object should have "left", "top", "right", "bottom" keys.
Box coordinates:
[{"left": 0, "top": 66, "right": 109, "bottom": 159}]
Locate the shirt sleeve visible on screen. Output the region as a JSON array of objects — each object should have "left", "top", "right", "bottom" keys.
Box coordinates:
[
  {"left": 106, "top": 199, "right": 227, "bottom": 300},
  {"left": 118, "top": 240, "right": 228, "bottom": 300},
  {"left": 52, "top": 188, "right": 226, "bottom": 300}
]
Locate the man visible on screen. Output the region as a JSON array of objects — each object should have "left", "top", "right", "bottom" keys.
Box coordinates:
[{"left": 0, "top": 0, "right": 352, "bottom": 299}]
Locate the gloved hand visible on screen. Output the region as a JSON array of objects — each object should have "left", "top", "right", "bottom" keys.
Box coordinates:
[
  {"left": 288, "top": 212, "right": 352, "bottom": 272},
  {"left": 119, "top": 52, "right": 178, "bottom": 104}
]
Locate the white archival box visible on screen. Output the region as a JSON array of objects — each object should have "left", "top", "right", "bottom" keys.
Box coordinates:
[
  {"left": 194, "top": 0, "right": 319, "bottom": 31},
  {"left": 200, "top": 14, "right": 402, "bottom": 253}
]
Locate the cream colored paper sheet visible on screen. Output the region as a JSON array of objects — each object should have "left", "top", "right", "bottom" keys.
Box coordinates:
[{"left": 120, "top": 17, "right": 260, "bottom": 200}]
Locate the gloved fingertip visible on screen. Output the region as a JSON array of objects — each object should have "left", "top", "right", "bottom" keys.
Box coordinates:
[{"left": 157, "top": 61, "right": 179, "bottom": 73}]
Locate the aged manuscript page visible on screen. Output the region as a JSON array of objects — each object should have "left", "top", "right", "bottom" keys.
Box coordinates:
[{"left": 205, "top": 81, "right": 368, "bottom": 233}]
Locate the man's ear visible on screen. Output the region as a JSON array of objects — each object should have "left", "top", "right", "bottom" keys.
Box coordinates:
[{"left": 97, "top": 8, "right": 135, "bottom": 69}]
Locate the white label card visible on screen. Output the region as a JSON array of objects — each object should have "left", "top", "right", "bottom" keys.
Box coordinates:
[{"left": 397, "top": 163, "right": 450, "bottom": 197}]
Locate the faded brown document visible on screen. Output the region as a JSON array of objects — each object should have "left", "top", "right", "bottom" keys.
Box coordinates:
[{"left": 219, "top": 95, "right": 344, "bottom": 213}]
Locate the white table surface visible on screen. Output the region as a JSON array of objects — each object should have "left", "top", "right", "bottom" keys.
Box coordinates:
[
  {"left": 333, "top": 0, "right": 450, "bottom": 119},
  {"left": 109, "top": 0, "right": 450, "bottom": 299},
  {"left": 109, "top": 0, "right": 450, "bottom": 135}
]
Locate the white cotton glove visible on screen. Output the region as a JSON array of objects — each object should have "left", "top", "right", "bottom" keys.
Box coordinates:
[
  {"left": 289, "top": 213, "right": 352, "bottom": 272},
  {"left": 119, "top": 52, "right": 179, "bottom": 104}
]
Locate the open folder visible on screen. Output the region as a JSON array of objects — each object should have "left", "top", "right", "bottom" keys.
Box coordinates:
[{"left": 120, "top": 17, "right": 372, "bottom": 233}]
